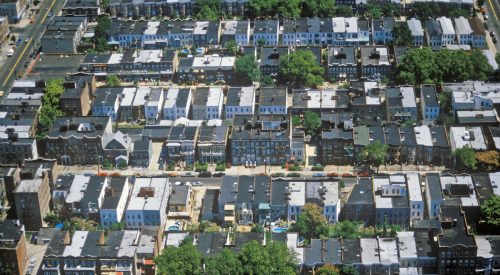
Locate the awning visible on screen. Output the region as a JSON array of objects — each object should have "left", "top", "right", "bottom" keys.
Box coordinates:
[
  {"left": 224, "top": 204, "right": 235, "bottom": 211},
  {"left": 224, "top": 216, "right": 235, "bottom": 222}
]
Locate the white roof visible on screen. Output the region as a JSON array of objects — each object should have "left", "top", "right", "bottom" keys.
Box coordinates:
[
  {"left": 118, "top": 230, "right": 139, "bottom": 257},
  {"left": 239, "top": 87, "right": 255, "bottom": 107},
  {"left": 288, "top": 182, "right": 305, "bottom": 206},
  {"left": 15, "top": 179, "right": 43, "bottom": 193},
  {"left": 323, "top": 181, "right": 339, "bottom": 206},
  {"left": 489, "top": 172, "right": 500, "bottom": 196},
  {"left": 397, "top": 231, "right": 417, "bottom": 259},
  {"left": 127, "top": 178, "right": 169, "bottom": 211},
  {"left": 135, "top": 50, "right": 162, "bottom": 63},
  {"left": 415, "top": 126, "right": 433, "bottom": 146},
  {"left": 438, "top": 17, "right": 455, "bottom": 35},
  {"left": 286, "top": 233, "right": 304, "bottom": 265},
  {"left": 451, "top": 126, "right": 487, "bottom": 151},
  {"left": 7, "top": 92, "right": 44, "bottom": 100},
  {"left": 206, "top": 87, "right": 223, "bottom": 107},
  {"left": 401, "top": 86, "right": 417, "bottom": 108},
  {"left": 321, "top": 90, "right": 336, "bottom": 108},
  {"left": 166, "top": 232, "right": 189, "bottom": 247},
  {"left": 12, "top": 80, "right": 37, "bottom": 87},
  {"left": 108, "top": 53, "right": 123, "bottom": 64},
  {"left": 454, "top": 16, "right": 473, "bottom": 35},
  {"left": 406, "top": 173, "right": 423, "bottom": 202},
  {"left": 332, "top": 18, "right": 346, "bottom": 33},
  {"left": 133, "top": 87, "right": 150, "bottom": 106},
  {"left": 194, "top": 21, "right": 209, "bottom": 35},
  {"left": 476, "top": 236, "right": 493, "bottom": 258},
  {"left": 407, "top": 18, "right": 424, "bottom": 36},
  {"left": 378, "top": 238, "right": 399, "bottom": 265},
  {"left": 192, "top": 56, "right": 235, "bottom": 70},
  {"left": 65, "top": 175, "right": 91, "bottom": 204},
  {"left": 63, "top": 231, "right": 87, "bottom": 257},
  {"left": 376, "top": 47, "right": 390, "bottom": 65},
  {"left": 145, "top": 21, "right": 160, "bottom": 35},
  {"left": 345, "top": 17, "right": 358, "bottom": 33},
  {"left": 360, "top": 238, "right": 380, "bottom": 265},
  {"left": 164, "top": 88, "right": 179, "bottom": 109},
  {"left": 224, "top": 20, "right": 237, "bottom": 35},
  {"left": 120, "top": 87, "right": 137, "bottom": 107},
  {"left": 308, "top": 90, "right": 322, "bottom": 109},
  {"left": 374, "top": 178, "right": 393, "bottom": 209}
]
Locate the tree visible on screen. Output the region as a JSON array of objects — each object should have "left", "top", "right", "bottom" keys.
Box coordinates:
[
  {"left": 235, "top": 54, "right": 260, "bottom": 85},
  {"left": 106, "top": 75, "right": 121, "bottom": 86},
  {"left": 109, "top": 222, "right": 124, "bottom": 231},
  {"left": 482, "top": 194, "right": 500, "bottom": 229},
  {"left": 396, "top": 47, "right": 438, "bottom": 86},
  {"left": 170, "top": 12, "right": 179, "bottom": 19},
  {"left": 193, "top": 0, "right": 221, "bottom": 15},
  {"left": 410, "top": 2, "right": 440, "bottom": 18},
  {"left": 279, "top": 0, "right": 301, "bottom": 17},
  {"left": 339, "top": 179, "right": 345, "bottom": 189},
  {"left": 335, "top": 5, "right": 354, "bottom": 17},
  {"left": 118, "top": 161, "right": 128, "bottom": 168},
  {"left": 279, "top": 50, "right": 324, "bottom": 88},
  {"left": 477, "top": 0, "right": 486, "bottom": 9},
  {"left": 33, "top": 0, "right": 40, "bottom": 5},
  {"left": 451, "top": 145, "right": 477, "bottom": 172},
  {"left": 248, "top": 0, "right": 278, "bottom": 17},
  {"left": 302, "top": 110, "right": 321, "bottom": 134},
  {"left": 496, "top": 53, "right": 500, "bottom": 66},
  {"left": 436, "top": 113, "right": 455, "bottom": 129},
  {"left": 358, "top": 141, "right": 388, "bottom": 172},
  {"left": 154, "top": 240, "right": 201, "bottom": 275},
  {"left": 381, "top": 3, "right": 401, "bottom": 17},
  {"left": 469, "top": 49, "right": 494, "bottom": 81},
  {"left": 289, "top": 203, "right": 328, "bottom": 239},
  {"left": 93, "top": 16, "right": 112, "bottom": 52},
  {"left": 260, "top": 75, "right": 274, "bottom": 87},
  {"left": 333, "top": 220, "right": 368, "bottom": 238},
  {"left": 292, "top": 115, "right": 301, "bottom": 127},
  {"left": 43, "top": 214, "right": 61, "bottom": 227},
  {"left": 475, "top": 151, "right": 500, "bottom": 172},
  {"left": 257, "top": 38, "right": 266, "bottom": 46},
  {"left": 239, "top": 240, "right": 298, "bottom": 275},
  {"left": 179, "top": 235, "right": 193, "bottom": 247},
  {"left": 38, "top": 79, "right": 65, "bottom": 138},
  {"left": 367, "top": 4, "right": 382, "bottom": 19},
  {"left": 438, "top": 90, "right": 452, "bottom": 114},
  {"left": 101, "top": 158, "right": 111, "bottom": 168},
  {"left": 201, "top": 121, "right": 207, "bottom": 126},
  {"left": 224, "top": 40, "right": 238, "bottom": 56},
  {"left": 10, "top": 36, "right": 16, "bottom": 43},
  {"left": 196, "top": 6, "right": 219, "bottom": 20},
  {"left": 403, "top": 120, "right": 414, "bottom": 126},
  {"left": 132, "top": 13, "right": 140, "bottom": 20},
  {"left": 205, "top": 248, "right": 243, "bottom": 274},
  {"left": 317, "top": 264, "right": 341, "bottom": 275},
  {"left": 251, "top": 225, "right": 264, "bottom": 233},
  {"left": 342, "top": 266, "right": 360, "bottom": 275},
  {"left": 391, "top": 23, "right": 414, "bottom": 46},
  {"left": 302, "top": 0, "right": 335, "bottom": 17}
]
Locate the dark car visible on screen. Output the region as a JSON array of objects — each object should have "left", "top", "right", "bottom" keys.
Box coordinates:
[
  {"left": 491, "top": 31, "right": 496, "bottom": 37},
  {"left": 213, "top": 172, "right": 226, "bottom": 177},
  {"left": 494, "top": 37, "right": 498, "bottom": 43},
  {"left": 199, "top": 171, "right": 212, "bottom": 178}
]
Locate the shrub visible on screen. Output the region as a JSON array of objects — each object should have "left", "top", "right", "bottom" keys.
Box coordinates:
[
  {"left": 205, "top": 81, "right": 211, "bottom": 85},
  {"left": 187, "top": 80, "right": 192, "bottom": 85},
  {"left": 311, "top": 166, "right": 324, "bottom": 171},
  {"left": 216, "top": 162, "right": 227, "bottom": 171},
  {"left": 330, "top": 78, "right": 336, "bottom": 83},
  {"left": 289, "top": 165, "right": 302, "bottom": 171}
]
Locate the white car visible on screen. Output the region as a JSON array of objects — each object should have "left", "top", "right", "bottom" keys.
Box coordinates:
[
  {"left": 175, "top": 181, "right": 191, "bottom": 186},
  {"left": 192, "top": 181, "right": 203, "bottom": 186},
  {"left": 25, "top": 38, "right": 29, "bottom": 43},
  {"left": 485, "top": 14, "right": 489, "bottom": 20}
]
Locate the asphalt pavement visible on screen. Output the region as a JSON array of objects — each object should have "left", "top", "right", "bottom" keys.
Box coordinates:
[
  {"left": 0, "top": 0, "right": 65, "bottom": 99},
  {"left": 484, "top": 0, "right": 500, "bottom": 52}
]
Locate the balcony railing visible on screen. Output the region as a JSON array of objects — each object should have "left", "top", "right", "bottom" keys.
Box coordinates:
[
  {"left": 42, "top": 265, "right": 60, "bottom": 271},
  {"left": 64, "top": 264, "right": 95, "bottom": 271}
]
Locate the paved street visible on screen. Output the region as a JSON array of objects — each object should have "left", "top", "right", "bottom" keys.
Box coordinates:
[
  {"left": 0, "top": 0, "right": 65, "bottom": 100},
  {"left": 483, "top": 0, "right": 500, "bottom": 53}
]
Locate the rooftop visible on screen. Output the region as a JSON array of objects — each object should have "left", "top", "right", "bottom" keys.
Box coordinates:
[
  {"left": 450, "top": 126, "right": 487, "bottom": 151},
  {"left": 347, "top": 178, "right": 374, "bottom": 205},
  {"left": 226, "top": 86, "right": 255, "bottom": 107},
  {"left": 438, "top": 205, "right": 476, "bottom": 248}
]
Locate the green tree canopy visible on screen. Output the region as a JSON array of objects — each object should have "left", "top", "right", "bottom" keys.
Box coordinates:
[
  {"left": 482, "top": 194, "right": 500, "bottom": 229},
  {"left": 106, "top": 75, "right": 121, "bottom": 86},
  {"left": 335, "top": 5, "right": 354, "bottom": 17},
  {"left": 224, "top": 40, "right": 238, "bottom": 56},
  {"left": 391, "top": 23, "right": 414, "bottom": 46},
  {"left": 93, "top": 16, "right": 112, "bottom": 52},
  {"left": 451, "top": 145, "right": 477, "bottom": 172},
  {"left": 239, "top": 240, "right": 298, "bottom": 275},
  {"left": 302, "top": 0, "right": 336, "bottom": 17},
  {"left": 333, "top": 220, "right": 363, "bottom": 238},
  {"left": 292, "top": 115, "right": 301, "bottom": 127},
  {"left": 289, "top": 203, "right": 328, "bottom": 239},
  {"left": 317, "top": 264, "right": 341, "bottom": 275},
  {"left": 248, "top": 0, "right": 278, "bottom": 17},
  {"left": 43, "top": 214, "right": 61, "bottom": 227},
  {"left": 196, "top": 6, "right": 219, "bottom": 20},
  {"left": 357, "top": 140, "right": 388, "bottom": 172},
  {"left": 410, "top": 2, "right": 441, "bottom": 18},
  {"left": 260, "top": 75, "right": 274, "bottom": 87},
  {"left": 396, "top": 47, "right": 438, "bottom": 86},
  {"left": 367, "top": 4, "right": 382, "bottom": 19},
  {"left": 278, "top": 50, "right": 324, "bottom": 88},
  {"left": 205, "top": 248, "right": 243, "bottom": 274},
  {"left": 257, "top": 38, "right": 266, "bottom": 46},
  {"left": 279, "top": 0, "right": 301, "bottom": 17},
  {"left": 302, "top": 110, "right": 321, "bottom": 134},
  {"left": 470, "top": 49, "right": 494, "bottom": 81},
  {"left": 154, "top": 239, "right": 201, "bottom": 275},
  {"left": 381, "top": 3, "right": 401, "bottom": 17},
  {"left": 170, "top": 12, "right": 179, "bottom": 19},
  {"left": 193, "top": 0, "right": 221, "bottom": 16},
  {"left": 341, "top": 266, "right": 360, "bottom": 275},
  {"left": 438, "top": 90, "right": 452, "bottom": 114},
  {"left": 234, "top": 54, "right": 261, "bottom": 85}
]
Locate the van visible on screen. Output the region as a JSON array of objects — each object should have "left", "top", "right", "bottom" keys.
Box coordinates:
[
  {"left": 199, "top": 171, "right": 212, "bottom": 178},
  {"left": 211, "top": 54, "right": 219, "bottom": 57},
  {"left": 7, "top": 49, "right": 14, "bottom": 56}
]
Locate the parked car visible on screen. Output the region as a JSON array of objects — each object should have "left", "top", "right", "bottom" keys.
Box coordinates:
[
  {"left": 359, "top": 173, "right": 371, "bottom": 177},
  {"left": 494, "top": 37, "right": 498, "bottom": 43},
  {"left": 327, "top": 172, "right": 339, "bottom": 177},
  {"left": 313, "top": 173, "right": 326, "bottom": 177},
  {"left": 213, "top": 172, "right": 226, "bottom": 177},
  {"left": 47, "top": 12, "right": 52, "bottom": 17},
  {"left": 109, "top": 172, "right": 121, "bottom": 177},
  {"left": 256, "top": 172, "right": 268, "bottom": 176},
  {"left": 271, "top": 172, "right": 284, "bottom": 177},
  {"left": 342, "top": 173, "right": 357, "bottom": 177},
  {"left": 287, "top": 172, "right": 301, "bottom": 177},
  {"left": 25, "top": 37, "right": 29, "bottom": 43},
  {"left": 15, "top": 40, "right": 20, "bottom": 46},
  {"left": 167, "top": 172, "right": 177, "bottom": 177},
  {"left": 7, "top": 49, "right": 13, "bottom": 56},
  {"left": 199, "top": 171, "right": 212, "bottom": 177},
  {"left": 192, "top": 181, "right": 204, "bottom": 186},
  {"left": 491, "top": 31, "right": 496, "bottom": 37},
  {"left": 485, "top": 14, "right": 489, "bottom": 20},
  {"left": 181, "top": 172, "right": 196, "bottom": 177},
  {"left": 482, "top": 5, "right": 486, "bottom": 12},
  {"left": 19, "top": 35, "right": 23, "bottom": 40},
  {"left": 83, "top": 172, "right": 93, "bottom": 176},
  {"left": 97, "top": 172, "right": 108, "bottom": 176},
  {"left": 30, "top": 18, "right": 35, "bottom": 23},
  {"left": 29, "top": 258, "right": 37, "bottom": 267},
  {"left": 175, "top": 181, "right": 191, "bottom": 186}
]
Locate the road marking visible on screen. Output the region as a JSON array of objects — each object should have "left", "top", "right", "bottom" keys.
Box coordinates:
[
  {"left": 490, "top": 0, "right": 499, "bottom": 21},
  {"left": 40, "top": 0, "right": 57, "bottom": 24},
  {"left": 2, "top": 37, "right": 33, "bottom": 86}
]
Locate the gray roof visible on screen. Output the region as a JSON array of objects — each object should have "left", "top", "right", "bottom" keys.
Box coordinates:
[
  {"left": 133, "top": 140, "right": 151, "bottom": 152},
  {"left": 47, "top": 116, "right": 110, "bottom": 139},
  {"left": 346, "top": 178, "right": 374, "bottom": 205},
  {"left": 170, "top": 185, "right": 190, "bottom": 205},
  {"left": 296, "top": 46, "right": 322, "bottom": 66},
  {"left": 271, "top": 181, "right": 288, "bottom": 206},
  {"left": 253, "top": 20, "right": 278, "bottom": 34},
  {"left": 260, "top": 87, "right": 286, "bottom": 106},
  {"left": 422, "top": 85, "right": 439, "bottom": 108},
  {"left": 103, "top": 131, "right": 131, "bottom": 150},
  {"left": 328, "top": 46, "right": 356, "bottom": 66},
  {"left": 426, "top": 173, "right": 443, "bottom": 202},
  {"left": 101, "top": 177, "right": 127, "bottom": 210},
  {"left": 407, "top": 18, "right": 424, "bottom": 36},
  {"left": 425, "top": 19, "right": 442, "bottom": 36},
  {"left": 438, "top": 205, "right": 477, "bottom": 248},
  {"left": 219, "top": 176, "right": 237, "bottom": 204},
  {"left": 202, "top": 189, "right": 219, "bottom": 215},
  {"left": 261, "top": 46, "right": 289, "bottom": 67}
]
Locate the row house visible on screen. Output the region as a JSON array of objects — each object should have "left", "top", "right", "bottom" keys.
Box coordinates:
[
  {"left": 360, "top": 46, "right": 391, "bottom": 79},
  {"left": 222, "top": 20, "right": 250, "bottom": 46},
  {"left": 374, "top": 175, "right": 411, "bottom": 227},
  {"left": 0, "top": 220, "right": 28, "bottom": 275},
  {"left": 292, "top": 89, "right": 349, "bottom": 114},
  {"left": 372, "top": 17, "right": 397, "bottom": 45},
  {"left": 320, "top": 113, "right": 354, "bottom": 165},
  {"left": 438, "top": 17, "right": 456, "bottom": 46},
  {"left": 350, "top": 79, "right": 383, "bottom": 124},
  {"left": 332, "top": 17, "right": 358, "bottom": 46},
  {"left": 469, "top": 18, "right": 486, "bottom": 48},
  {"left": 225, "top": 86, "right": 255, "bottom": 119},
  {"left": 230, "top": 114, "right": 291, "bottom": 166},
  {"left": 161, "top": 126, "right": 198, "bottom": 165},
  {"left": 192, "top": 87, "right": 224, "bottom": 120},
  {"left": 44, "top": 116, "right": 113, "bottom": 166},
  {"left": 126, "top": 177, "right": 170, "bottom": 229},
  {"left": 179, "top": 56, "right": 235, "bottom": 84},
  {"left": 426, "top": 19, "right": 443, "bottom": 50},
  {"left": 345, "top": 178, "right": 375, "bottom": 225},
  {"left": 119, "top": 87, "right": 138, "bottom": 122},
  {"left": 421, "top": 85, "right": 440, "bottom": 121},
  {"left": 145, "top": 87, "right": 164, "bottom": 120},
  {"left": 406, "top": 173, "right": 424, "bottom": 221},
  {"left": 193, "top": 21, "right": 221, "bottom": 47},
  {"left": 360, "top": 238, "right": 400, "bottom": 275},
  {"left": 327, "top": 46, "right": 357, "bottom": 81},
  {"left": 260, "top": 46, "right": 289, "bottom": 78},
  {"left": 455, "top": 16, "right": 473, "bottom": 46},
  {"left": 385, "top": 86, "right": 417, "bottom": 123},
  {"left": 102, "top": 131, "right": 132, "bottom": 166},
  {"left": 197, "top": 126, "right": 228, "bottom": 164},
  {"left": 162, "top": 88, "right": 192, "bottom": 120},
  {"left": 253, "top": 21, "right": 279, "bottom": 46},
  {"left": 407, "top": 18, "right": 424, "bottom": 46},
  {"left": 92, "top": 87, "right": 123, "bottom": 121},
  {"left": 258, "top": 87, "right": 288, "bottom": 115}
]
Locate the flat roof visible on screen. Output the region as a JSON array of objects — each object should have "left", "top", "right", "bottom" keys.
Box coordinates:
[
  {"left": 451, "top": 126, "right": 487, "bottom": 151},
  {"left": 347, "top": 178, "right": 374, "bottom": 205},
  {"left": 360, "top": 238, "right": 380, "bottom": 265}
]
